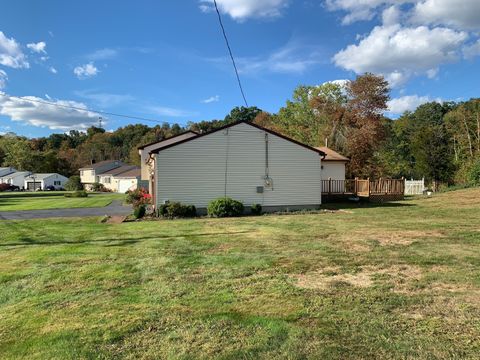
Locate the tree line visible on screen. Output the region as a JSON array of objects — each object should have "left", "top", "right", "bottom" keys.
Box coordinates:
[{"left": 1, "top": 73, "right": 479, "bottom": 186}]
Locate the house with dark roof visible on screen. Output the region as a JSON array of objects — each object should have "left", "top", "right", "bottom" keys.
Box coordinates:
[
  {"left": 97, "top": 165, "right": 141, "bottom": 193},
  {"left": 79, "top": 160, "right": 123, "bottom": 190},
  {"left": 0, "top": 171, "right": 31, "bottom": 188},
  {"left": 79, "top": 160, "right": 140, "bottom": 192},
  {"left": 0, "top": 167, "right": 16, "bottom": 177},
  {"left": 145, "top": 121, "right": 327, "bottom": 212}
]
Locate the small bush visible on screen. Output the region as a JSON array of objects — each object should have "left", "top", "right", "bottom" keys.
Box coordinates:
[
  {"left": 250, "top": 203, "right": 262, "bottom": 215},
  {"left": 91, "top": 182, "right": 105, "bottom": 192},
  {"left": 133, "top": 205, "right": 146, "bottom": 219},
  {"left": 64, "top": 190, "right": 88, "bottom": 198},
  {"left": 65, "top": 175, "right": 83, "bottom": 191},
  {"left": 207, "top": 197, "right": 244, "bottom": 218},
  {"left": 126, "top": 188, "right": 151, "bottom": 207},
  {"left": 158, "top": 202, "right": 196, "bottom": 219}
]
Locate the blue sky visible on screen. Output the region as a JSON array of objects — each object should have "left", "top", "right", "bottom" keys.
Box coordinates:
[{"left": 1, "top": 0, "right": 479, "bottom": 137}]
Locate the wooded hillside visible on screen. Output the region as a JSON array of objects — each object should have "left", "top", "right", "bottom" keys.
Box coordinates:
[{"left": 1, "top": 73, "right": 479, "bottom": 186}]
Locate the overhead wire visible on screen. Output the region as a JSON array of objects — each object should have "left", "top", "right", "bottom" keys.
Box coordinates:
[
  {"left": 1, "top": 4, "right": 251, "bottom": 130},
  {"left": 213, "top": 0, "right": 249, "bottom": 107},
  {"left": 0, "top": 94, "right": 182, "bottom": 126}
]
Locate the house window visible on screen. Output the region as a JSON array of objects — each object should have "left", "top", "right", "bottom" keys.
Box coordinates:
[
  {"left": 91, "top": 170, "right": 95, "bottom": 176},
  {"left": 104, "top": 177, "right": 111, "bottom": 184},
  {"left": 54, "top": 181, "right": 61, "bottom": 186},
  {"left": 80, "top": 170, "right": 83, "bottom": 176}
]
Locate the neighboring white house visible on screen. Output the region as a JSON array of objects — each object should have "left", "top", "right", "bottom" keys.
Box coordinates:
[
  {"left": 79, "top": 160, "right": 141, "bottom": 192},
  {"left": 149, "top": 121, "right": 325, "bottom": 212},
  {"left": 24, "top": 173, "right": 68, "bottom": 191},
  {"left": 316, "top": 146, "right": 349, "bottom": 181},
  {"left": 0, "top": 167, "right": 16, "bottom": 177},
  {"left": 79, "top": 160, "right": 124, "bottom": 190},
  {"left": 0, "top": 171, "right": 31, "bottom": 188},
  {"left": 115, "top": 167, "right": 142, "bottom": 193},
  {"left": 138, "top": 131, "right": 198, "bottom": 194},
  {"left": 97, "top": 165, "right": 141, "bottom": 193}
]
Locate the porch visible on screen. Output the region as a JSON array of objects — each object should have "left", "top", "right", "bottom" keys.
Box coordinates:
[{"left": 322, "top": 178, "right": 405, "bottom": 202}]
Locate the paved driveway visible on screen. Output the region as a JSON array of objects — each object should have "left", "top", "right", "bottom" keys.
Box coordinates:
[{"left": 0, "top": 200, "right": 132, "bottom": 220}]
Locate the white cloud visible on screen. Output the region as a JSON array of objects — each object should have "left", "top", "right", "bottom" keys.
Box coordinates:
[
  {"left": 86, "top": 48, "right": 118, "bottom": 61},
  {"left": 333, "top": 24, "right": 467, "bottom": 87},
  {"left": 212, "top": 40, "right": 323, "bottom": 75},
  {"left": 382, "top": 5, "right": 401, "bottom": 26},
  {"left": 326, "top": 0, "right": 480, "bottom": 30},
  {"left": 411, "top": 0, "right": 480, "bottom": 30},
  {"left": 387, "top": 94, "right": 442, "bottom": 114},
  {"left": 74, "top": 90, "right": 135, "bottom": 107},
  {"left": 0, "top": 92, "right": 100, "bottom": 131},
  {"left": 202, "top": 95, "right": 220, "bottom": 103},
  {"left": 199, "top": 0, "right": 289, "bottom": 21},
  {"left": 464, "top": 40, "right": 480, "bottom": 59},
  {"left": 324, "top": 79, "right": 350, "bottom": 87},
  {"left": 148, "top": 105, "right": 197, "bottom": 117},
  {"left": 0, "top": 70, "right": 7, "bottom": 89},
  {"left": 73, "top": 62, "right": 99, "bottom": 79},
  {"left": 26, "top": 41, "right": 46, "bottom": 54},
  {"left": 49, "top": 66, "right": 57, "bottom": 74},
  {"left": 0, "top": 31, "right": 29, "bottom": 69},
  {"left": 325, "top": 0, "right": 409, "bottom": 25},
  {"left": 327, "top": 0, "right": 480, "bottom": 84}
]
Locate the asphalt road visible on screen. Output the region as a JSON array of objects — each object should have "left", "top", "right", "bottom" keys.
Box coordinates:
[{"left": 0, "top": 200, "right": 132, "bottom": 220}]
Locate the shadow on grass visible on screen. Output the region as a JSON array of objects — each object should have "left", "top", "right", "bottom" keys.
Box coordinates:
[
  {"left": 0, "top": 192, "right": 67, "bottom": 199},
  {"left": 0, "top": 231, "right": 252, "bottom": 248},
  {"left": 321, "top": 201, "right": 416, "bottom": 210}
]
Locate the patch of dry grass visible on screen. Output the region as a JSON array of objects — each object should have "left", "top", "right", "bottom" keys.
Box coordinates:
[
  {"left": 292, "top": 264, "right": 423, "bottom": 291},
  {"left": 1, "top": 188, "right": 480, "bottom": 359}
]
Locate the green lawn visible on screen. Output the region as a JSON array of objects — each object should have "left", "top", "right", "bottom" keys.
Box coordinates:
[
  {"left": 0, "top": 189, "right": 479, "bottom": 359},
  {"left": 0, "top": 192, "right": 125, "bottom": 211}
]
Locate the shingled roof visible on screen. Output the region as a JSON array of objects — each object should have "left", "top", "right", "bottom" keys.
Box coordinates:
[
  {"left": 315, "top": 147, "right": 349, "bottom": 162},
  {"left": 79, "top": 160, "right": 123, "bottom": 170},
  {"left": 99, "top": 165, "right": 138, "bottom": 176}
]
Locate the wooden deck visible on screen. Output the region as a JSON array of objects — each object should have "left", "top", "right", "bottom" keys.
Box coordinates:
[{"left": 322, "top": 178, "right": 405, "bottom": 202}]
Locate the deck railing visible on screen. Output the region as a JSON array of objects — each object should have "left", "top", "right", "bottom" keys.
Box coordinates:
[{"left": 322, "top": 178, "right": 405, "bottom": 201}]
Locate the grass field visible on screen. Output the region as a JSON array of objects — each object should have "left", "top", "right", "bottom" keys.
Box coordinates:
[
  {"left": 0, "top": 189, "right": 479, "bottom": 359},
  {"left": 0, "top": 192, "right": 125, "bottom": 211}
]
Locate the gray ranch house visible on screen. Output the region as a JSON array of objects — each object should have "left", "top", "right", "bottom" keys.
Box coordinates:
[{"left": 141, "top": 121, "right": 327, "bottom": 212}]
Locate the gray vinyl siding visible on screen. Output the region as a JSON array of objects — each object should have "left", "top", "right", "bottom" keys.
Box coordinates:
[
  {"left": 140, "top": 132, "right": 198, "bottom": 180},
  {"left": 155, "top": 122, "right": 322, "bottom": 208}
]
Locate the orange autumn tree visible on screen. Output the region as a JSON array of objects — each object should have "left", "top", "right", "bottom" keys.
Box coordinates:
[
  {"left": 309, "top": 74, "right": 389, "bottom": 177},
  {"left": 343, "top": 73, "right": 390, "bottom": 177}
]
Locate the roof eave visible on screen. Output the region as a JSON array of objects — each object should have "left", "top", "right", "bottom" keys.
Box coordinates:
[
  {"left": 137, "top": 130, "right": 199, "bottom": 150},
  {"left": 149, "top": 121, "right": 326, "bottom": 156}
]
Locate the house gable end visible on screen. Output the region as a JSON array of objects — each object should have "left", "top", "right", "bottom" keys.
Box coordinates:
[{"left": 149, "top": 121, "right": 326, "bottom": 157}]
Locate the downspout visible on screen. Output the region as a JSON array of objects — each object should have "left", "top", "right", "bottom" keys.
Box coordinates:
[
  {"left": 147, "top": 153, "right": 156, "bottom": 210},
  {"left": 264, "top": 133, "right": 273, "bottom": 190},
  {"left": 320, "top": 152, "right": 326, "bottom": 205}
]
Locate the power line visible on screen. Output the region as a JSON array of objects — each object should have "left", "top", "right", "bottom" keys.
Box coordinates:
[
  {"left": 213, "top": 0, "right": 249, "bottom": 107},
  {"left": 0, "top": 94, "right": 182, "bottom": 126}
]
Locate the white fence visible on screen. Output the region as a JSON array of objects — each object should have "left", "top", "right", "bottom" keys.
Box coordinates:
[{"left": 404, "top": 178, "right": 425, "bottom": 195}]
